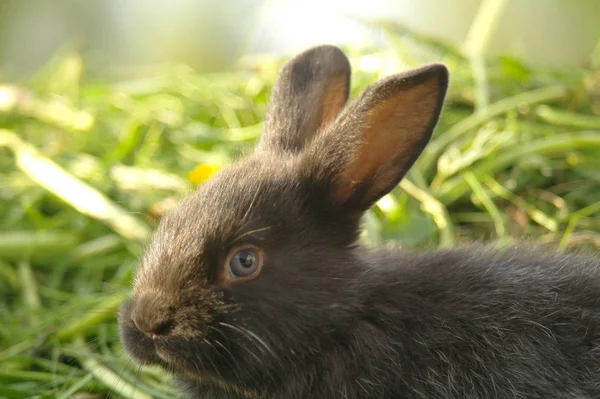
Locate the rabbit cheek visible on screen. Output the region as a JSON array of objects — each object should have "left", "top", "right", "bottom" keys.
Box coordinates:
[{"left": 170, "top": 288, "right": 226, "bottom": 339}]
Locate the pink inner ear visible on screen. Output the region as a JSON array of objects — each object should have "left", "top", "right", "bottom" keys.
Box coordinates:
[
  {"left": 333, "top": 76, "right": 442, "bottom": 206},
  {"left": 318, "top": 74, "right": 350, "bottom": 131}
]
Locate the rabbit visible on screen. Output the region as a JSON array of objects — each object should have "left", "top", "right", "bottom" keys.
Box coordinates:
[{"left": 118, "top": 44, "right": 600, "bottom": 399}]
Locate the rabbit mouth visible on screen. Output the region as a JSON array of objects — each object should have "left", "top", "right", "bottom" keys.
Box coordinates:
[
  {"left": 130, "top": 337, "right": 205, "bottom": 377},
  {"left": 153, "top": 341, "right": 179, "bottom": 365},
  {"left": 120, "top": 325, "right": 164, "bottom": 366},
  {"left": 119, "top": 299, "right": 233, "bottom": 379},
  {"left": 144, "top": 336, "right": 224, "bottom": 377},
  {"left": 136, "top": 337, "right": 190, "bottom": 369},
  {"left": 121, "top": 318, "right": 218, "bottom": 377}
]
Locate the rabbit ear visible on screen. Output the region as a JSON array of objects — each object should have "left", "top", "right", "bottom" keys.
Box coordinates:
[
  {"left": 257, "top": 45, "right": 351, "bottom": 153},
  {"left": 310, "top": 63, "right": 449, "bottom": 213}
]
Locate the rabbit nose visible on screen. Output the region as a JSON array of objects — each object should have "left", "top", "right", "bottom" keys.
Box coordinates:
[{"left": 130, "top": 295, "right": 174, "bottom": 338}]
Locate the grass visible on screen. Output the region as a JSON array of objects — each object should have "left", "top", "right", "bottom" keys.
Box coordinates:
[{"left": 1, "top": 24, "right": 600, "bottom": 398}]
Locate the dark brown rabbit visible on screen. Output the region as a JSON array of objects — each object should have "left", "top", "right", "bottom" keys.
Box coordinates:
[{"left": 119, "top": 45, "right": 600, "bottom": 399}]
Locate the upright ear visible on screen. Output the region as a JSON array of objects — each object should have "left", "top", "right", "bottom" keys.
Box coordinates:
[
  {"left": 310, "top": 63, "right": 449, "bottom": 213},
  {"left": 257, "top": 45, "right": 351, "bottom": 153}
]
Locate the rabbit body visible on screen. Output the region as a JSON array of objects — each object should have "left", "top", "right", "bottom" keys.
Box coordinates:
[
  {"left": 172, "top": 245, "right": 600, "bottom": 399},
  {"left": 118, "top": 45, "right": 600, "bottom": 399}
]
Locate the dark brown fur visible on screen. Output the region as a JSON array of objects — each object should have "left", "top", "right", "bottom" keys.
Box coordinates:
[{"left": 119, "top": 45, "right": 600, "bottom": 398}]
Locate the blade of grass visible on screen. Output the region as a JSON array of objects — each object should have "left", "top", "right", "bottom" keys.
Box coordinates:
[
  {"left": 0, "top": 230, "right": 79, "bottom": 262},
  {"left": 0, "top": 260, "right": 20, "bottom": 289},
  {"left": 0, "top": 369, "right": 60, "bottom": 382},
  {"left": 72, "top": 234, "right": 123, "bottom": 262},
  {"left": 399, "top": 179, "right": 456, "bottom": 248},
  {"left": 72, "top": 338, "right": 154, "bottom": 399},
  {"left": 560, "top": 201, "right": 600, "bottom": 249},
  {"left": 17, "top": 261, "right": 41, "bottom": 309},
  {"left": 464, "top": 172, "right": 508, "bottom": 241},
  {"left": 56, "top": 374, "right": 95, "bottom": 399},
  {"left": 0, "top": 337, "right": 39, "bottom": 362},
  {"left": 536, "top": 105, "right": 600, "bottom": 130},
  {"left": 482, "top": 175, "right": 558, "bottom": 232},
  {"left": 463, "top": 0, "right": 509, "bottom": 57},
  {"left": 0, "top": 85, "right": 93, "bottom": 132},
  {"left": 463, "top": 0, "right": 509, "bottom": 111},
  {"left": 420, "top": 85, "right": 568, "bottom": 175},
  {"left": 435, "top": 131, "right": 600, "bottom": 205},
  {"left": 53, "top": 294, "right": 125, "bottom": 342},
  {"left": 0, "top": 129, "right": 151, "bottom": 244},
  {"left": 468, "top": 55, "right": 490, "bottom": 110}
]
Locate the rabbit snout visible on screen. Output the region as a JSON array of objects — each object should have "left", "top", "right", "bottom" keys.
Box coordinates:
[{"left": 129, "top": 294, "right": 175, "bottom": 338}]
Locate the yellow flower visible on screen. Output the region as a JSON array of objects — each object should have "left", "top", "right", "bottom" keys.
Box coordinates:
[{"left": 187, "top": 163, "right": 221, "bottom": 185}]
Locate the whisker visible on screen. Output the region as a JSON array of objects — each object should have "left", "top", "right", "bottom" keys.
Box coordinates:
[
  {"left": 107, "top": 354, "right": 134, "bottom": 399},
  {"left": 210, "top": 336, "right": 245, "bottom": 385},
  {"left": 218, "top": 323, "right": 263, "bottom": 364},
  {"left": 240, "top": 181, "right": 263, "bottom": 224},
  {"left": 235, "top": 325, "right": 276, "bottom": 358},
  {"left": 211, "top": 338, "right": 234, "bottom": 359},
  {"left": 132, "top": 363, "right": 142, "bottom": 399},
  {"left": 203, "top": 338, "right": 224, "bottom": 380},
  {"left": 232, "top": 226, "right": 273, "bottom": 242},
  {"left": 218, "top": 322, "right": 275, "bottom": 358}
]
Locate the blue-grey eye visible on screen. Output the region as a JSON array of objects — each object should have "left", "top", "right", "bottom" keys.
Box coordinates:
[{"left": 229, "top": 248, "right": 260, "bottom": 277}]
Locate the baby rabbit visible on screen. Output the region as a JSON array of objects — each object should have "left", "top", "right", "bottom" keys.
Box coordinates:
[{"left": 119, "top": 45, "right": 600, "bottom": 398}]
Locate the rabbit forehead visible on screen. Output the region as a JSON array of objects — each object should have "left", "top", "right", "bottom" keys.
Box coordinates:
[{"left": 134, "top": 154, "right": 301, "bottom": 292}]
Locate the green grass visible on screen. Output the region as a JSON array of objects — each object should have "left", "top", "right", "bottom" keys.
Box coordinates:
[{"left": 1, "top": 25, "right": 600, "bottom": 398}]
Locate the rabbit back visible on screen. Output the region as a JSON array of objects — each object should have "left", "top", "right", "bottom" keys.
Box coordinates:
[{"left": 346, "top": 244, "right": 600, "bottom": 398}]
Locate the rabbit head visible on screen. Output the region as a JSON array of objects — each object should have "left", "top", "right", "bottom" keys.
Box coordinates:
[{"left": 118, "top": 44, "right": 448, "bottom": 394}]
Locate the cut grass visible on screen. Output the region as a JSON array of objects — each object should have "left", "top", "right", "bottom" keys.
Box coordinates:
[{"left": 1, "top": 26, "right": 599, "bottom": 398}]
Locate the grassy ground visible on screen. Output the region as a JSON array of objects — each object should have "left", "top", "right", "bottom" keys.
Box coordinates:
[{"left": 1, "top": 25, "right": 600, "bottom": 398}]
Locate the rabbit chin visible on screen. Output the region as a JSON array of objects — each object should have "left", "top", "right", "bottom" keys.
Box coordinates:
[
  {"left": 128, "top": 339, "right": 203, "bottom": 379},
  {"left": 120, "top": 324, "right": 182, "bottom": 372},
  {"left": 153, "top": 342, "right": 179, "bottom": 364},
  {"left": 120, "top": 327, "right": 166, "bottom": 367},
  {"left": 122, "top": 330, "right": 222, "bottom": 381},
  {"left": 152, "top": 343, "right": 234, "bottom": 387}
]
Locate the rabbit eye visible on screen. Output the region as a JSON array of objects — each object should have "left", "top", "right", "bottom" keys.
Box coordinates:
[
  {"left": 230, "top": 249, "right": 258, "bottom": 276},
  {"left": 224, "top": 246, "right": 264, "bottom": 283}
]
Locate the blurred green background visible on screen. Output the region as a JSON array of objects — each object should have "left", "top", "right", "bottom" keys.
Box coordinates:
[{"left": 1, "top": 1, "right": 600, "bottom": 398}]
